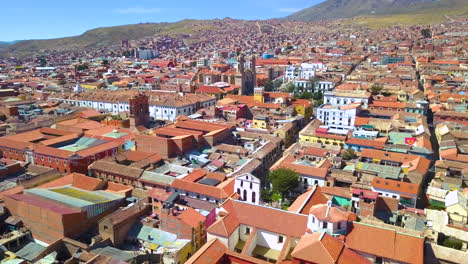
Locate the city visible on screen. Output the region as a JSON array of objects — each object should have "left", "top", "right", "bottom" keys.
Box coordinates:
[{"left": 0, "top": 0, "right": 467, "bottom": 263}]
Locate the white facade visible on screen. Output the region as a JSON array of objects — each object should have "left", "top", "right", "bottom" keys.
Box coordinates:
[
  {"left": 300, "top": 176, "right": 325, "bottom": 188},
  {"left": 352, "top": 129, "right": 379, "bottom": 139},
  {"left": 307, "top": 202, "right": 350, "bottom": 235},
  {"left": 300, "top": 63, "right": 325, "bottom": 79},
  {"left": 315, "top": 81, "right": 335, "bottom": 92},
  {"left": 57, "top": 97, "right": 216, "bottom": 122},
  {"left": 316, "top": 104, "right": 360, "bottom": 134},
  {"left": 234, "top": 173, "right": 260, "bottom": 205},
  {"left": 323, "top": 91, "right": 370, "bottom": 109},
  {"left": 285, "top": 63, "right": 325, "bottom": 81}
]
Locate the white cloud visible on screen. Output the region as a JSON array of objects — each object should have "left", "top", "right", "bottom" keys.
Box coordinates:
[
  {"left": 276, "top": 7, "right": 301, "bottom": 13},
  {"left": 114, "top": 7, "right": 164, "bottom": 14}
]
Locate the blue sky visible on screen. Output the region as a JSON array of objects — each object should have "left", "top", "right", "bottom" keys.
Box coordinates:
[{"left": 1, "top": 0, "right": 323, "bottom": 41}]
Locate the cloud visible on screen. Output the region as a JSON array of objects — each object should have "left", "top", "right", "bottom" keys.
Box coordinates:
[
  {"left": 276, "top": 7, "right": 301, "bottom": 13},
  {"left": 114, "top": 7, "right": 164, "bottom": 14}
]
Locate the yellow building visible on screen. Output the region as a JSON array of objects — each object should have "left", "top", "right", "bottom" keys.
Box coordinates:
[
  {"left": 254, "top": 87, "right": 265, "bottom": 103},
  {"left": 81, "top": 82, "right": 104, "bottom": 89},
  {"left": 252, "top": 116, "right": 270, "bottom": 129},
  {"left": 445, "top": 190, "right": 468, "bottom": 224},
  {"left": 299, "top": 120, "right": 347, "bottom": 147}
]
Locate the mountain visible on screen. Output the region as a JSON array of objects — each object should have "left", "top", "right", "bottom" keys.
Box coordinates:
[
  {"left": 1, "top": 20, "right": 213, "bottom": 57},
  {"left": 286, "top": 0, "right": 468, "bottom": 22},
  {"left": 0, "top": 40, "right": 22, "bottom": 45}
]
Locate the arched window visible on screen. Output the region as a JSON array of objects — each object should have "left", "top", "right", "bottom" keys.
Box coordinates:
[
  {"left": 243, "top": 190, "right": 247, "bottom": 201},
  {"left": 237, "top": 188, "right": 241, "bottom": 195},
  {"left": 252, "top": 192, "right": 256, "bottom": 203}
]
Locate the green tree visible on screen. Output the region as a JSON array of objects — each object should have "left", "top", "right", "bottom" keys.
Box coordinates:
[
  {"left": 370, "top": 83, "right": 383, "bottom": 95},
  {"left": 421, "top": 28, "right": 432, "bottom": 39},
  {"left": 442, "top": 237, "right": 463, "bottom": 250},
  {"left": 39, "top": 56, "right": 47, "bottom": 67},
  {"left": 269, "top": 168, "right": 300, "bottom": 198},
  {"left": 273, "top": 79, "right": 283, "bottom": 90},
  {"left": 102, "top": 59, "right": 109, "bottom": 66},
  {"left": 77, "top": 63, "right": 89, "bottom": 71},
  {"left": 285, "top": 82, "right": 295, "bottom": 93},
  {"left": 342, "top": 148, "right": 357, "bottom": 160},
  {"left": 58, "top": 80, "right": 66, "bottom": 85},
  {"left": 264, "top": 79, "right": 274, "bottom": 91},
  {"left": 313, "top": 91, "right": 323, "bottom": 101},
  {"left": 313, "top": 98, "right": 323, "bottom": 107},
  {"left": 297, "top": 91, "right": 313, "bottom": 99}
]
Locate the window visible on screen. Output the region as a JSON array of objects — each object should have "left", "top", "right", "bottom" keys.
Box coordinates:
[
  {"left": 252, "top": 192, "right": 256, "bottom": 203},
  {"left": 337, "top": 222, "right": 341, "bottom": 229},
  {"left": 278, "top": 236, "right": 284, "bottom": 243},
  {"left": 103, "top": 226, "right": 109, "bottom": 231},
  {"left": 245, "top": 227, "right": 250, "bottom": 235},
  {"left": 243, "top": 190, "right": 247, "bottom": 201},
  {"left": 323, "top": 222, "right": 328, "bottom": 228}
]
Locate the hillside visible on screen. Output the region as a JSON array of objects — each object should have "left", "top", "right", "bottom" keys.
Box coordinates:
[
  {"left": 286, "top": 0, "right": 468, "bottom": 22},
  {"left": 1, "top": 20, "right": 213, "bottom": 57}
]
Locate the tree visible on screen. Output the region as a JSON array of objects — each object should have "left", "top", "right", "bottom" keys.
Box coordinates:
[
  {"left": 297, "top": 91, "right": 313, "bottom": 99},
  {"left": 77, "top": 63, "right": 89, "bottom": 71},
  {"left": 102, "top": 59, "right": 109, "bottom": 66},
  {"left": 442, "top": 237, "right": 463, "bottom": 250},
  {"left": 308, "top": 76, "right": 318, "bottom": 89},
  {"left": 285, "top": 82, "right": 295, "bottom": 93},
  {"left": 313, "top": 98, "right": 323, "bottom": 107},
  {"left": 313, "top": 91, "right": 323, "bottom": 101},
  {"left": 370, "top": 83, "right": 383, "bottom": 95},
  {"left": 264, "top": 79, "right": 274, "bottom": 91},
  {"left": 342, "top": 148, "right": 357, "bottom": 160},
  {"left": 269, "top": 168, "right": 300, "bottom": 198},
  {"left": 421, "top": 28, "right": 432, "bottom": 39},
  {"left": 39, "top": 56, "right": 47, "bottom": 67},
  {"left": 58, "top": 80, "right": 66, "bottom": 85},
  {"left": 273, "top": 79, "right": 283, "bottom": 90}
]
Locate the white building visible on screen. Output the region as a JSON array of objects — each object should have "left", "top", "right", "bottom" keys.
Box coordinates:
[
  {"left": 50, "top": 91, "right": 216, "bottom": 122},
  {"left": 300, "top": 63, "right": 325, "bottom": 79},
  {"left": 315, "top": 81, "right": 335, "bottom": 92},
  {"left": 285, "top": 63, "right": 325, "bottom": 81},
  {"left": 234, "top": 173, "right": 260, "bottom": 205},
  {"left": 307, "top": 201, "right": 353, "bottom": 235},
  {"left": 207, "top": 200, "right": 308, "bottom": 262},
  {"left": 323, "top": 90, "right": 371, "bottom": 109},
  {"left": 316, "top": 103, "right": 361, "bottom": 134}
]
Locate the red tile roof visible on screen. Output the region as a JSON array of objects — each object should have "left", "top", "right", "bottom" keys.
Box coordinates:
[
  {"left": 292, "top": 232, "right": 371, "bottom": 264},
  {"left": 345, "top": 222, "right": 424, "bottom": 264},
  {"left": 372, "top": 178, "right": 419, "bottom": 196}
]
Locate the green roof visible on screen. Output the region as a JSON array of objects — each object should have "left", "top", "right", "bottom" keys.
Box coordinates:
[
  {"left": 50, "top": 187, "right": 113, "bottom": 204},
  {"left": 388, "top": 132, "right": 413, "bottom": 145},
  {"left": 129, "top": 224, "right": 177, "bottom": 246},
  {"left": 26, "top": 186, "right": 122, "bottom": 207},
  {"left": 356, "top": 162, "right": 402, "bottom": 180},
  {"left": 103, "top": 131, "right": 128, "bottom": 138},
  {"left": 140, "top": 171, "right": 176, "bottom": 186}
]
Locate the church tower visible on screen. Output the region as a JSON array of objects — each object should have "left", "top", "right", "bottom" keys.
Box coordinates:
[
  {"left": 251, "top": 55, "right": 257, "bottom": 88},
  {"left": 237, "top": 54, "right": 257, "bottom": 96}
]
